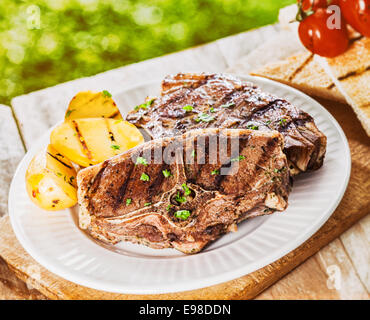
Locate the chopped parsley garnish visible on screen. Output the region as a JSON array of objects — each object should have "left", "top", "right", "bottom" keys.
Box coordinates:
[
  {"left": 69, "top": 176, "right": 75, "bottom": 184},
  {"left": 211, "top": 169, "right": 220, "bottom": 175},
  {"left": 102, "top": 90, "right": 112, "bottom": 98},
  {"left": 140, "top": 173, "right": 150, "bottom": 181},
  {"left": 181, "top": 183, "right": 191, "bottom": 196},
  {"left": 209, "top": 107, "right": 216, "bottom": 113},
  {"left": 136, "top": 156, "right": 148, "bottom": 166},
  {"left": 166, "top": 204, "right": 173, "bottom": 211},
  {"left": 182, "top": 105, "right": 194, "bottom": 112},
  {"left": 162, "top": 169, "right": 172, "bottom": 178},
  {"left": 265, "top": 120, "right": 271, "bottom": 125},
  {"left": 231, "top": 155, "right": 246, "bottom": 162},
  {"left": 65, "top": 109, "right": 75, "bottom": 117},
  {"left": 274, "top": 167, "right": 286, "bottom": 173},
  {"left": 191, "top": 150, "right": 195, "bottom": 158},
  {"left": 56, "top": 172, "right": 63, "bottom": 176},
  {"left": 111, "top": 144, "right": 120, "bottom": 150},
  {"left": 220, "top": 102, "right": 235, "bottom": 108},
  {"left": 279, "top": 118, "right": 287, "bottom": 126},
  {"left": 134, "top": 98, "right": 155, "bottom": 111},
  {"left": 144, "top": 202, "right": 152, "bottom": 207},
  {"left": 246, "top": 124, "right": 259, "bottom": 130},
  {"left": 174, "top": 210, "right": 191, "bottom": 220},
  {"left": 195, "top": 112, "right": 215, "bottom": 123},
  {"left": 126, "top": 198, "right": 132, "bottom": 205},
  {"left": 175, "top": 192, "right": 187, "bottom": 204}
]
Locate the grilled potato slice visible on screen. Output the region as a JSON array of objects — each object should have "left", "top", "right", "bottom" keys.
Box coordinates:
[
  {"left": 25, "top": 145, "right": 77, "bottom": 211},
  {"left": 65, "top": 90, "right": 122, "bottom": 120},
  {"left": 50, "top": 118, "right": 144, "bottom": 167}
]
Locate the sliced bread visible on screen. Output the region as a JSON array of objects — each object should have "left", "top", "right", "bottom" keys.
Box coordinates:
[
  {"left": 316, "top": 37, "right": 370, "bottom": 136},
  {"left": 250, "top": 52, "right": 346, "bottom": 103}
]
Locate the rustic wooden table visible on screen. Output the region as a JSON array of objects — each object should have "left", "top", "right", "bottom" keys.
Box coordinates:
[{"left": 0, "top": 25, "right": 369, "bottom": 300}]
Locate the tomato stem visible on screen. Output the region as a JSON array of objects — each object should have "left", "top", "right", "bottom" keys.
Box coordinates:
[{"left": 296, "top": 1, "right": 316, "bottom": 22}]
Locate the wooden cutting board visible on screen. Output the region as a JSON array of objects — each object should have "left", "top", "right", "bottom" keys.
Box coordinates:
[{"left": 0, "top": 96, "right": 369, "bottom": 300}]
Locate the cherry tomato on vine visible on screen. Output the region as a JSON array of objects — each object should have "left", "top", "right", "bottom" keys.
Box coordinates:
[
  {"left": 298, "top": 0, "right": 340, "bottom": 12},
  {"left": 340, "top": 0, "right": 370, "bottom": 37},
  {"left": 298, "top": 8, "right": 349, "bottom": 57}
]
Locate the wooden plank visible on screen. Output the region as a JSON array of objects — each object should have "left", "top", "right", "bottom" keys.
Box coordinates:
[
  {"left": 0, "top": 104, "right": 30, "bottom": 299},
  {"left": 0, "top": 105, "right": 25, "bottom": 217},
  {"left": 12, "top": 42, "right": 229, "bottom": 149},
  {"left": 215, "top": 25, "right": 280, "bottom": 68},
  {"left": 0, "top": 256, "right": 46, "bottom": 300},
  {"left": 256, "top": 239, "right": 369, "bottom": 299},
  {"left": 225, "top": 29, "right": 306, "bottom": 74},
  {"left": 340, "top": 215, "right": 370, "bottom": 292}
]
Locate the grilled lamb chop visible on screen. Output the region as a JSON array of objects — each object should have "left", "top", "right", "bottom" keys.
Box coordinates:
[
  {"left": 126, "top": 73, "right": 327, "bottom": 174},
  {"left": 77, "top": 128, "right": 291, "bottom": 254}
]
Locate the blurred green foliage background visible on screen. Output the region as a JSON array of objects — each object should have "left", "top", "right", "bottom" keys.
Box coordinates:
[{"left": 0, "top": 0, "right": 295, "bottom": 105}]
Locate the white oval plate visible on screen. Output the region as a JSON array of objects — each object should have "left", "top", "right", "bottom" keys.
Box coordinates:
[{"left": 9, "top": 75, "right": 351, "bottom": 294}]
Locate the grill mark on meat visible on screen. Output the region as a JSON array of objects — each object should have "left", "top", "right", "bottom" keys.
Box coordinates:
[
  {"left": 159, "top": 76, "right": 212, "bottom": 110},
  {"left": 247, "top": 99, "right": 283, "bottom": 119},
  {"left": 162, "top": 74, "right": 211, "bottom": 94},
  {"left": 215, "top": 85, "right": 247, "bottom": 108},
  {"left": 163, "top": 75, "right": 247, "bottom": 117},
  {"left": 86, "top": 162, "right": 108, "bottom": 212},
  {"left": 249, "top": 107, "right": 319, "bottom": 171},
  {"left": 226, "top": 136, "right": 276, "bottom": 194},
  {"left": 148, "top": 163, "right": 167, "bottom": 197},
  {"left": 292, "top": 111, "right": 313, "bottom": 126},
  {"left": 213, "top": 135, "right": 247, "bottom": 190},
  {"left": 114, "top": 163, "right": 135, "bottom": 210},
  {"left": 212, "top": 89, "right": 257, "bottom": 125},
  {"left": 157, "top": 89, "right": 192, "bottom": 116},
  {"left": 193, "top": 134, "right": 211, "bottom": 189},
  {"left": 217, "top": 136, "right": 252, "bottom": 193},
  {"left": 87, "top": 162, "right": 108, "bottom": 195}
]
